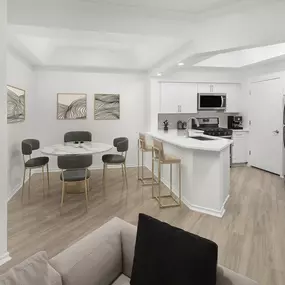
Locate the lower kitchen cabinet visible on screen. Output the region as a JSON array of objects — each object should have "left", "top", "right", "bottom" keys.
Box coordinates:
[{"left": 232, "top": 131, "right": 248, "bottom": 164}]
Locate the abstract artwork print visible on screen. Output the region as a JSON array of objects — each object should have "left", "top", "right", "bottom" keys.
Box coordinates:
[
  {"left": 57, "top": 93, "right": 87, "bottom": 120},
  {"left": 7, "top": 85, "right": 25, "bottom": 124},
  {"left": 94, "top": 94, "right": 120, "bottom": 120}
]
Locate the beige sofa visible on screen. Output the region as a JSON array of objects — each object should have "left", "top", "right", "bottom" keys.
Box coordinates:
[{"left": 8, "top": 217, "right": 259, "bottom": 285}]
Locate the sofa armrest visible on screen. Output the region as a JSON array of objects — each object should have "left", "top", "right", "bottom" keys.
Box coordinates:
[
  {"left": 50, "top": 217, "right": 124, "bottom": 285},
  {"left": 217, "top": 265, "right": 258, "bottom": 285},
  {"left": 120, "top": 220, "right": 137, "bottom": 278}
]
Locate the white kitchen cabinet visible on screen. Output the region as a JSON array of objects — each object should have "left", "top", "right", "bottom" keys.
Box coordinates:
[
  {"left": 197, "top": 83, "right": 228, "bottom": 94},
  {"left": 232, "top": 131, "right": 248, "bottom": 164},
  {"left": 225, "top": 84, "right": 240, "bottom": 113},
  {"left": 160, "top": 82, "right": 198, "bottom": 113}
]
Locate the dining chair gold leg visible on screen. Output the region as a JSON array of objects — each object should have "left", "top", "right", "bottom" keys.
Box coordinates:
[
  {"left": 103, "top": 163, "right": 106, "bottom": 181},
  {"left": 46, "top": 163, "right": 50, "bottom": 193},
  {"left": 42, "top": 166, "right": 45, "bottom": 197},
  {"left": 121, "top": 164, "right": 124, "bottom": 179},
  {"left": 60, "top": 182, "right": 65, "bottom": 212},
  {"left": 28, "top": 169, "right": 31, "bottom": 200},
  {"left": 123, "top": 162, "right": 128, "bottom": 188},
  {"left": 84, "top": 178, "right": 88, "bottom": 211},
  {"left": 21, "top": 168, "right": 26, "bottom": 203}
]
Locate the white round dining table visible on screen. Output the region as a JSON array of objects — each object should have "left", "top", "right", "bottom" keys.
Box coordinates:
[{"left": 41, "top": 142, "right": 113, "bottom": 156}]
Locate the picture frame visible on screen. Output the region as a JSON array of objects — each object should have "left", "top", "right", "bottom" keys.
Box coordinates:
[
  {"left": 57, "top": 93, "right": 87, "bottom": 120},
  {"left": 7, "top": 85, "right": 26, "bottom": 124},
  {"left": 94, "top": 94, "right": 120, "bottom": 120}
]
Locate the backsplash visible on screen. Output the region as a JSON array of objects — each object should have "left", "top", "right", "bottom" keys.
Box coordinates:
[{"left": 158, "top": 112, "right": 235, "bottom": 129}]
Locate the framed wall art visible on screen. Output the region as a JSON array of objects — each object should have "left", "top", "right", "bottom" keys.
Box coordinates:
[
  {"left": 7, "top": 85, "right": 25, "bottom": 124},
  {"left": 57, "top": 93, "right": 87, "bottom": 120},
  {"left": 94, "top": 94, "right": 120, "bottom": 120}
]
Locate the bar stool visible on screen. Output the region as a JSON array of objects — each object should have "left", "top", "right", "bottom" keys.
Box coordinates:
[
  {"left": 152, "top": 138, "right": 181, "bottom": 208},
  {"left": 137, "top": 133, "right": 156, "bottom": 186}
]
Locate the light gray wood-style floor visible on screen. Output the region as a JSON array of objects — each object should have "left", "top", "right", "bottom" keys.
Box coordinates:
[{"left": 1, "top": 166, "right": 285, "bottom": 285}]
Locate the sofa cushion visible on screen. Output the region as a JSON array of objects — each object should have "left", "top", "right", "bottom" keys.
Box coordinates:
[
  {"left": 130, "top": 213, "right": 218, "bottom": 285},
  {"left": 112, "top": 274, "right": 130, "bottom": 285},
  {"left": 50, "top": 217, "right": 123, "bottom": 285},
  {"left": 0, "top": 251, "right": 49, "bottom": 285}
]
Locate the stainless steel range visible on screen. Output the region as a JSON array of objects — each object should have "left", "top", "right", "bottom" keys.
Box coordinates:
[{"left": 192, "top": 117, "right": 233, "bottom": 138}]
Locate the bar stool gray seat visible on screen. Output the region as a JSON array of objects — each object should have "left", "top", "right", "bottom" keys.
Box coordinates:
[
  {"left": 21, "top": 139, "right": 50, "bottom": 203},
  {"left": 64, "top": 131, "right": 92, "bottom": 143},
  {"left": 58, "top": 155, "right": 92, "bottom": 212},
  {"left": 102, "top": 137, "right": 128, "bottom": 186}
]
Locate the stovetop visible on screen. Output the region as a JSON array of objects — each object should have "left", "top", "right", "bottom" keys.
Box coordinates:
[
  {"left": 192, "top": 117, "right": 232, "bottom": 137},
  {"left": 203, "top": 127, "right": 232, "bottom": 137}
]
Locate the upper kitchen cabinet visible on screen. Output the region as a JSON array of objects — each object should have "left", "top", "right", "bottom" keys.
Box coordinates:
[
  {"left": 197, "top": 83, "right": 227, "bottom": 94},
  {"left": 160, "top": 82, "right": 198, "bottom": 113},
  {"left": 225, "top": 84, "right": 240, "bottom": 113}
]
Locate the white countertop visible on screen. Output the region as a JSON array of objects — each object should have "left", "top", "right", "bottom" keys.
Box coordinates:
[
  {"left": 231, "top": 129, "right": 249, "bottom": 132},
  {"left": 146, "top": 130, "right": 233, "bottom": 152}
]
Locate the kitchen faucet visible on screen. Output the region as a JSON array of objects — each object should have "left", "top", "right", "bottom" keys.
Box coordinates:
[{"left": 186, "top": 117, "right": 200, "bottom": 137}]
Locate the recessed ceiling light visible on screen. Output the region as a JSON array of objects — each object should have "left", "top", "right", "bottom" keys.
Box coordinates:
[
  {"left": 157, "top": 72, "right": 162, "bottom": 76},
  {"left": 178, "top": 62, "right": 184, "bottom": 66}
]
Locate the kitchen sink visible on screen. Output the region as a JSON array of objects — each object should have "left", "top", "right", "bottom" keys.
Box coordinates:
[{"left": 189, "top": 136, "right": 215, "bottom": 141}]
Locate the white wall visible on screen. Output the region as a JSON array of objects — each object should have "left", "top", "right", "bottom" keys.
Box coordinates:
[
  {"left": 6, "top": 52, "right": 35, "bottom": 200},
  {"left": 35, "top": 70, "right": 147, "bottom": 169},
  {"left": 0, "top": 0, "right": 10, "bottom": 266}
]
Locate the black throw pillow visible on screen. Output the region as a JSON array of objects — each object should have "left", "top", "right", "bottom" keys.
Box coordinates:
[{"left": 130, "top": 213, "right": 218, "bottom": 285}]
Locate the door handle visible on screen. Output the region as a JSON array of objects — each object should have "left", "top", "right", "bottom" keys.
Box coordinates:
[{"left": 273, "top": 130, "right": 280, "bottom": 134}]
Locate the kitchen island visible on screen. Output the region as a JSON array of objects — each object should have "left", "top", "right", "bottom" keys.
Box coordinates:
[{"left": 145, "top": 130, "right": 233, "bottom": 217}]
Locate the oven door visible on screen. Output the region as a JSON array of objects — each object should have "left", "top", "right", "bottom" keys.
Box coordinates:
[{"left": 198, "top": 93, "right": 227, "bottom": 110}]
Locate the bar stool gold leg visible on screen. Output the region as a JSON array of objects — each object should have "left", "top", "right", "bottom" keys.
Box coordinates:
[
  {"left": 170, "top": 164, "right": 172, "bottom": 195},
  {"left": 158, "top": 159, "right": 161, "bottom": 207},
  {"left": 137, "top": 140, "right": 140, "bottom": 180},
  {"left": 179, "top": 162, "right": 182, "bottom": 205},
  {"left": 151, "top": 149, "right": 155, "bottom": 198}
]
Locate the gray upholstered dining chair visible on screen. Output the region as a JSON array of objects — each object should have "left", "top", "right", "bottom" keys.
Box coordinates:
[
  {"left": 64, "top": 131, "right": 92, "bottom": 143},
  {"left": 57, "top": 155, "right": 92, "bottom": 212},
  {"left": 21, "top": 139, "right": 50, "bottom": 203},
  {"left": 102, "top": 137, "right": 129, "bottom": 185}
]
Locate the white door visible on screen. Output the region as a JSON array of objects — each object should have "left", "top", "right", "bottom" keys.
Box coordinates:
[{"left": 249, "top": 78, "right": 283, "bottom": 175}]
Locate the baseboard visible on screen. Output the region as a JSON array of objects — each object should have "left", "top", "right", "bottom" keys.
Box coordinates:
[
  {"left": 8, "top": 177, "right": 29, "bottom": 201},
  {"left": 0, "top": 252, "right": 11, "bottom": 266}
]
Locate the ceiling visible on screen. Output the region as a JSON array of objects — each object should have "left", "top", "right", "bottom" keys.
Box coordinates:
[
  {"left": 7, "top": 0, "right": 285, "bottom": 73},
  {"left": 8, "top": 25, "right": 188, "bottom": 71}
]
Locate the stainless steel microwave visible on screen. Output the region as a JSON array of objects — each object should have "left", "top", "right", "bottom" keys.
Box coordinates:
[{"left": 197, "top": 93, "right": 227, "bottom": 111}]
